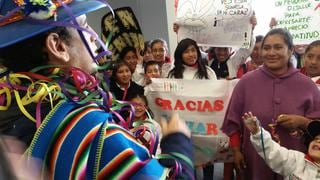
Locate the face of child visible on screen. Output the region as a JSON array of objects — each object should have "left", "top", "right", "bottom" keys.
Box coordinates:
[
  {"left": 294, "top": 44, "right": 307, "bottom": 55},
  {"left": 308, "top": 135, "right": 320, "bottom": 163},
  {"left": 304, "top": 46, "right": 320, "bottom": 78},
  {"left": 182, "top": 45, "right": 198, "bottom": 66},
  {"left": 146, "top": 64, "right": 161, "bottom": 79},
  {"left": 131, "top": 97, "right": 147, "bottom": 120},
  {"left": 123, "top": 51, "right": 138, "bottom": 72},
  {"left": 143, "top": 47, "right": 154, "bottom": 62},
  {"left": 214, "top": 47, "right": 231, "bottom": 62},
  {"left": 116, "top": 65, "right": 131, "bottom": 85},
  {"left": 151, "top": 42, "right": 166, "bottom": 63},
  {"left": 251, "top": 41, "right": 263, "bottom": 64}
]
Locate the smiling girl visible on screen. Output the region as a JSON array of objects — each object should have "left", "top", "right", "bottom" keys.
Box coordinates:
[
  {"left": 109, "top": 61, "right": 144, "bottom": 101},
  {"left": 300, "top": 40, "right": 320, "bottom": 84},
  {"left": 168, "top": 38, "right": 217, "bottom": 80}
]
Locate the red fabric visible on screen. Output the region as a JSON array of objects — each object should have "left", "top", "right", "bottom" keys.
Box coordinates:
[
  {"left": 300, "top": 68, "right": 320, "bottom": 84},
  {"left": 237, "top": 64, "right": 246, "bottom": 78},
  {"left": 165, "top": 56, "right": 172, "bottom": 64},
  {"left": 236, "top": 61, "right": 255, "bottom": 78},
  {"left": 305, "top": 153, "right": 313, "bottom": 162},
  {"left": 229, "top": 131, "right": 241, "bottom": 148},
  {"left": 300, "top": 67, "right": 307, "bottom": 75},
  {"left": 223, "top": 162, "right": 241, "bottom": 180}
]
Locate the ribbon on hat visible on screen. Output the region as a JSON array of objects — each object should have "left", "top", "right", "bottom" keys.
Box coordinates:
[{"left": 0, "top": 0, "right": 114, "bottom": 63}]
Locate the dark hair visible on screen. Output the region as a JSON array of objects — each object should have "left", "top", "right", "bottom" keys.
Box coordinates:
[
  {"left": 129, "top": 94, "right": 148, "bottom": 106},
  {"left": 304, "top": 133, "right": 313, "bottom": 149},
  {"left": 262, "top": 28, "right": 294, "bottom": 50},
  {"left": 305, "top": 40, "right": 320, "bottom": 54},
  {"left": 255, "top": 35, "right": 264, "bottom": 43},
  {"left": 168, "top": 38, "right": 209, "bottom": 79},
  {"left": 118, "top": 46, "right": 136, "bottom": 61},
  {"left": 304, "top": 120, "right": 320, "bottom": 148},
  {"left": 0, "top": 27, "right": 71, "bottom": 72},
  {"left": 111, "top": 60, "right": 131, "bottom": 80},
  {"left": 144, "top": 61, "right": 160, "bottom": 74},
  {"left": 142, "top": 41, "right": 151, "bottom": 56}
]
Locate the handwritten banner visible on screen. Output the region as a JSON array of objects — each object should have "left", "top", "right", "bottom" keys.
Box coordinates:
[
  {"left": 274, "top": 0, "right": 320, "bottom": 44},
  {"left": 175, "top": 0, "right": 253, "bottom": 48},
  {"left": 101, "top": 7, "right": 144, "bottom": 61},
  {"left": 145, "top": 78, "right": 239, "bottom": 165}
]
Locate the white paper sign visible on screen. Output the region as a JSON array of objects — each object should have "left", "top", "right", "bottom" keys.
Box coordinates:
[
  {"left": 274, "top": 0, "right": 320, "bottom": 44},
  {"left": 175, "top": 0, "right": 253, "bottom": 48},
  {"left": 145, "top": 78, "right": 239, "bottom": 165}
]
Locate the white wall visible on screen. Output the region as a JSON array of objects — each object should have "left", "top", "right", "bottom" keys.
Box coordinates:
[{"left": 252, "top": 0, "right": 274, "bottom": 36}]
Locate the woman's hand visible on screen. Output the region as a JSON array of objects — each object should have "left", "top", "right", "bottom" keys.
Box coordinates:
[
  {"left": 276, "top": 114, "right": 309, "bottom": 130},
  {"left": 249, "top": 13, "right": 257, "bottom": 30},
  {"left": 269, "top": 17, "right": 277, "bottom": 29},
  {"left": 233, "top": 147, "right": 246, "bottom": 171}
]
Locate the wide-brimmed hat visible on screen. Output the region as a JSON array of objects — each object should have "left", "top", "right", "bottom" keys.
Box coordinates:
[
  {"left": 307, "top": 120, "right": 320, "bottom": 139},
  {"left": 0, "top": 0, "right": 105, "bottom": 48}
]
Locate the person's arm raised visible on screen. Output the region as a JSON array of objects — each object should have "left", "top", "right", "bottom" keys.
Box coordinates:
[{"left": 159, "top": 113, "right": 194, "bottom": 179}]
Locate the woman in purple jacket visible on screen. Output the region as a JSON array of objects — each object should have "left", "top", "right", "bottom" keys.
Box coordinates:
[{"left": 221, "top": 28, "right": 320, "bottom": 180}]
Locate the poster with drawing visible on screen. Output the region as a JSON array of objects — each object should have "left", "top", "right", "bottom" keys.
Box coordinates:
[
  {"left": 175, "top": 0, "right": 253, "bottom": 48},
  {"left": 273, "top": 0, "right": 320, "bottom": 44},
  {"left": 145, "top": 79, "right": 239, "bottom": 165}
]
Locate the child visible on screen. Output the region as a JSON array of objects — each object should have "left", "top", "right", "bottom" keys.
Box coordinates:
[
  {"left": 143, "top": 61, "right": 161, "bottom": 86},
  {"left": 300, "top": 40, "right": 320, "bottom": 84},
  {"left": 243, "top": 112, "right": 320, "bottom": 179},
  {"left": 129, "top": 94, "right": 161, "bottom": 155},
  {"left": 109, "top": 61, "right": 144, "bottom": 101}
]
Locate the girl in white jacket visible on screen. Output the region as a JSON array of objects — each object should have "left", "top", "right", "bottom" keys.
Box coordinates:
[
  {"left": 168, "top": 38, "right": 217, "bottom": 80},
  {"left": 243, "top": 112, "right": 320, "bottom": 180}
]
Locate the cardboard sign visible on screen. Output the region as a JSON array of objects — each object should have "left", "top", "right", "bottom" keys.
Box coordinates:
[
  {"left": 274, "top": 0, "right": 320, "bottom": 44},
  {"left": 101, "top": 7, "right": 144, "bottom": 61},
  {"left": 175, "top": 0, "right": 253, "bottom": 48},
  {"left": 145, "top": 78, "right": 239, "bottom": 165}
]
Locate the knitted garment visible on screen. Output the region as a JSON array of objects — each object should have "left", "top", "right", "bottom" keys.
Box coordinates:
[
  {"left": 28, "top": 101, "right": 169, "bottom": 179},
  {"left": 0, "top": 68, "right": 193, "bottom": 179}
]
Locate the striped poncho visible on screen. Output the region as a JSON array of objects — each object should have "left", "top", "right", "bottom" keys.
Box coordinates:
[{"left": 28, "top": 100, "right": 194, "bottom": 179}]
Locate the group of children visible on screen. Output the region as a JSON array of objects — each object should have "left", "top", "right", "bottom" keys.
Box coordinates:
[
  {"left": 0, "top": 0, "right": 320, "bottom": 179},
  {"left": 104, "top": 22, "right": 320, "bottom": 179}
]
